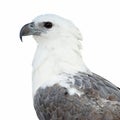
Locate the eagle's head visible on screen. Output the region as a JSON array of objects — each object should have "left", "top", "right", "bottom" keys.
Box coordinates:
[{"left": 20, "top": 14, "right": 82, "bottom": 44}]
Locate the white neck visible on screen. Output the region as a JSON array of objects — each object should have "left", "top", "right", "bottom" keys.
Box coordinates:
[{"left": 32, "top": 36, "right": 91, "bottom": 96}]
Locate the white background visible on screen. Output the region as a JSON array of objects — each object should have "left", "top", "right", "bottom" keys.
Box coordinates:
[{"left": 0, "top": 0, "right": 120, "bottom": 119}]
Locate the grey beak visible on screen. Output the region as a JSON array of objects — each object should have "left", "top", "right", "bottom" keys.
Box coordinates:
[{"left": 20, "top": 22, "right": 35, "bottom": 41}]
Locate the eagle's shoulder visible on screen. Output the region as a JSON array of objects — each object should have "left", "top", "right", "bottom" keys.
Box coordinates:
[{"left": 34, "top": 72, "right": 120, "bottom": 120}]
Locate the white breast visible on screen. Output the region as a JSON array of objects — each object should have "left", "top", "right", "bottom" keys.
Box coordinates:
[{"left": 32, "top": 37, "right": 91, "bottom": 96}]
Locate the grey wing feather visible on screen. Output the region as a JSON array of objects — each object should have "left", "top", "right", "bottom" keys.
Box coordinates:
[
  {"left": 34, "top": 72, "right": 120, "bottom": 120},
  {"left": 90, "top": 73, "right": 120, "bottom": 100},
  {"left": 74, "top": 72, "right": 120, "bottom": 101}
]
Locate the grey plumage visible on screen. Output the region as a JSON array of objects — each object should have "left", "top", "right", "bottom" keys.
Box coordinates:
[{"left": 34, "top": 72, "right": 120, "bottom": 120}]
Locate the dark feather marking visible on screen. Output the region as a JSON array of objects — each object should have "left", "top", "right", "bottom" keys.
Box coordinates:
[
  {"left": 34, "top": 72, "right": 120, "bottom": 120},
  {"left": 117, "top": 87, "right": 120, "bottom": 90}
]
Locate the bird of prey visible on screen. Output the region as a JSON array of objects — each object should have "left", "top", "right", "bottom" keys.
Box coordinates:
[{"left": 20, "top": 14, "right": 120, "bottom": 120}]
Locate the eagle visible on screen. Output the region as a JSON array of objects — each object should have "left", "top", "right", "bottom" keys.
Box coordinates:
[{"left": 20, "top": 14, "right": 120, "bottom": 120}]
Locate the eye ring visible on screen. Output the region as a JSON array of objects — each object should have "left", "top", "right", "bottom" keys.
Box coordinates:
[{"left": 44, "top": 22, "right": 53, "bottom": 29}]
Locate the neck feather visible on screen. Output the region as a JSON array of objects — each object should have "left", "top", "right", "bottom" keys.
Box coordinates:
[{"left": 32, "top": 37, "right": 91, "bottom": 95}]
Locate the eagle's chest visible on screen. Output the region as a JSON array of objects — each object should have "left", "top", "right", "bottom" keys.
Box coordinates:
[{"left": 32, "top": 42, "right": 91, "bottom": 96}]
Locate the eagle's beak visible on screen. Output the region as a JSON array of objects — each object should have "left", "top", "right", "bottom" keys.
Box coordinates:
[{"left": 20, "top": 22, "right": 35, "bottom": 41}]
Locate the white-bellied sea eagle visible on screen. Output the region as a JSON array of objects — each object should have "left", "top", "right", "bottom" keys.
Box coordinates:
[{"left": 20, "top": 14, "right": 120, "bottom": 120}]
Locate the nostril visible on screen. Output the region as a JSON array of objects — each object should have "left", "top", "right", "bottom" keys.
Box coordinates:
[{"left": 29, "top": 22, "right": 34, "bottom": 28}]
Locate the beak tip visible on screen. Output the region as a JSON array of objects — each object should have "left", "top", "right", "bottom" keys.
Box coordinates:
[
  {"left": 20, "top": 38, "right": 23, "bottom": 42},
  {"left": 19, "top": 33, "right": 23, "bottom": 42}
]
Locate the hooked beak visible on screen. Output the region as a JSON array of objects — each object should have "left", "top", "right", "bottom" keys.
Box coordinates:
[{"left": 20, "top": 22, "right": 35, "bottom": 41}]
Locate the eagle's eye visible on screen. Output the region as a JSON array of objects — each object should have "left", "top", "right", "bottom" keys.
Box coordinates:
[{"left": 44, "top": 22, "right": 53, "bottom": 29}]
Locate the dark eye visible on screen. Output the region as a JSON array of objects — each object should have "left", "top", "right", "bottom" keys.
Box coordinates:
[{"left": 44, "top": 22, "right": 53, "bottom": 29}]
